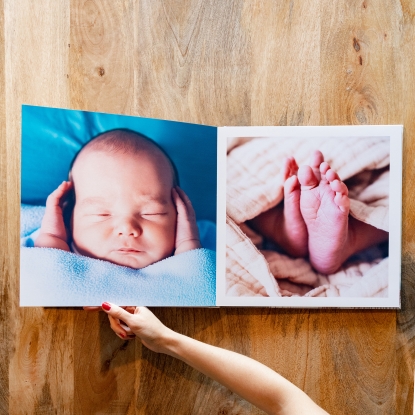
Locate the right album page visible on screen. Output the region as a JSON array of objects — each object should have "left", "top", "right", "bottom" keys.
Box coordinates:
[{"left": 216, "top": 125, "right": 403, "bottom": 308}]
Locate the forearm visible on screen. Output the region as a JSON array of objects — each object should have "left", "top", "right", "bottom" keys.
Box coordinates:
[
  {"left": 35, "top": 233, "right": 70, "bottom": 251},
  {"left": 103, "top": 305, "right": 328, "bottom": 414},
  {"left": 163, "top": 332, "right": 328, "bottom": 415}
]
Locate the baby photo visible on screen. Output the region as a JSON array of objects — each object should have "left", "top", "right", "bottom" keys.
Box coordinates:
[
  {"left": 38, "top": 130, "right": 198, "bottom": 267},
  {"left": 222, "top": 126, "right": 402, "bottom": 308},
  {"left": 20, "top": 106, "right": 217, "bottom": 306}
]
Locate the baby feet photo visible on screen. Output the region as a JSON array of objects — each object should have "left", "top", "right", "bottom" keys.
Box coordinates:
[{"left": 224, "top": 127, "right": 402, "bottom": 307}]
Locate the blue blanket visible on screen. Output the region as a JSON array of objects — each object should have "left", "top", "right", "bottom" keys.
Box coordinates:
[{"left": 20, "top": 205, "right": 216, "bottom": 306}]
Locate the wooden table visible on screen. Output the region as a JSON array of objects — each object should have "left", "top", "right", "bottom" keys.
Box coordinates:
[{"left": 1, "top": 1, "right": 414, "bottom": 414}]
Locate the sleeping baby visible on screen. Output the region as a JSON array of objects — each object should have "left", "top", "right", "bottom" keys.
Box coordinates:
[{"left": 35, "top": 129, "right": 201, "bottom": 269}]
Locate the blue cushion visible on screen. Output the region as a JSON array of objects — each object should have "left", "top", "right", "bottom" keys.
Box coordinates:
[{"left": 21, "top": 105, "right": 217, "bottom": 222}]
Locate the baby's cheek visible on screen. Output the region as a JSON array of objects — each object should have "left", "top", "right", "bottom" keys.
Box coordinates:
[
  {"left": 156, "top": 220, "right": 176, "bottom": 253},
  {"left": 72, "top": 222, "right": 105, "bottom": 254},
  {"left": 165, "top": 220, "right": 177, "bottom": 244}
]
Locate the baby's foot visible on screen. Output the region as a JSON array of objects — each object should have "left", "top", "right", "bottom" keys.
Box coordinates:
[
  {"left": 298, "top": 158, "right": 350, "bottom": 274},
  {"left": 280, "top": 156, "right": 308, "bottom": 257},
  {"left": 247, "top": 156, "right": 308, "bottom": 258}
]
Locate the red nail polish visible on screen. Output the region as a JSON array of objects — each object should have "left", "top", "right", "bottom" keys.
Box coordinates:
[
  {"left": 102, "top": 302, "right": 111, "bottom": 311},
  {"left": 119, "top": 332, "right": 125, "bottom": 338}
]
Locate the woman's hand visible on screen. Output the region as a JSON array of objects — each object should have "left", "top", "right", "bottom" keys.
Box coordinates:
[
  {"left": 99, "top": 302, "right": 328, "bottom": 414},
  {"left": 101, "top": 303, "right": 174, "bottom": 353}
]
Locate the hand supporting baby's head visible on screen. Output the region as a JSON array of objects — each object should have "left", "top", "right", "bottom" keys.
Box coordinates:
[{"left": 36, "top": 129, "right": 201, "bottom": 268}]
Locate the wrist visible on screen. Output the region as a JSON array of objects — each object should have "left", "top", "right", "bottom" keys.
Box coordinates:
[
  {"left": 35, "top": 232, "right": 70, "bottom": 251},
  {"left": 175, "top": 239, "right": 201, "bottom": 255},
  {"left": 156, "top": 329, "right": 185, "bottom": 357}
]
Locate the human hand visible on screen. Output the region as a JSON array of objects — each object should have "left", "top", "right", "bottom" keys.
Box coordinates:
[
  {"left": 101, "top": 302, "right": 174, "bottom": 353},
  {"left": 172, "top": 187, "right": 201, "bottom": 255},
  {"left": 35, "top": 181, "right": 73, "bottom": 250}
]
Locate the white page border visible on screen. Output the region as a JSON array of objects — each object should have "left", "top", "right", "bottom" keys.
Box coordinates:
[{"left": 216, "top": 125, "right": 403, "bottom": 308}]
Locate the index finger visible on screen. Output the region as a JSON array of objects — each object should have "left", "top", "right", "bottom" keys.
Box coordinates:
[{"left": 101, "top": 302, "right": 135, "bottom": 326}]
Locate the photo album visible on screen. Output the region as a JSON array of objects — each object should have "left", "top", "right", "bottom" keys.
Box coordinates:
[{"left": 20, "top": 105, "right": 403, "bottom": 308}]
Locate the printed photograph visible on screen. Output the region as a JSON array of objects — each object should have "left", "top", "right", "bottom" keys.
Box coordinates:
[
  {"left": 20, "top": 105, "right": 217, "bottom": 306},
  {"left": 221, "top": 126, "right": 402, "bottom": 308}
]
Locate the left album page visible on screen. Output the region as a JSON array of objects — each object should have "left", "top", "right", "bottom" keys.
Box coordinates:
[{"left": 20, "top": 105, "right": 217, "bottom": 306}]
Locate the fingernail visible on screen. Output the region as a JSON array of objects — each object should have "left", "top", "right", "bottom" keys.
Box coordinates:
[
  {"left": 119, "top": 332, "right": 125, "bottom": 338},
  {"left": 102, "top": 302, "right": 111, "bottom": 311}
]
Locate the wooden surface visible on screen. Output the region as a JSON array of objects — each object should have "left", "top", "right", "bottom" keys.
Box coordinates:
[{"left": 1, "top": 1, "right": 415, "bottom": 414}]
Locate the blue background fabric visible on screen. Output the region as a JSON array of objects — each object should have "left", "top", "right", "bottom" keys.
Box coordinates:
[
  {"left": 20, "top": 204, "right": 217, "bottom": 306},
  {"left": 20, "top": 246, "right": 216, "bottom": 307},
  {"left": 21, "top": 105, "right": 217, "bottom": 223}
]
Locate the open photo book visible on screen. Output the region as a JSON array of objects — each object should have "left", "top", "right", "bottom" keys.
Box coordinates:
[{"left": 20, "top": 105, "right": 403, "bottom": 308}]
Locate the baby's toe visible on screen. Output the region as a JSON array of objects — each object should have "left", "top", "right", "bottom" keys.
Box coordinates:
[
  {"left": 330, "top": 179, "right": 348, "bottom": 195},
  {"left": 325, "top": 168, "right": 341, "bottom": 183},
  {"left": 319, "top": 161, "right": 331, "bottom": 176},
  {"left": 284, "top": 174, "right": 299, "bottom": 195},
  {"left": 309, "top": 150, "right": 324, "bottom": 168},
  {"left": 290, "top": 158, "right": 299, "bottom": 175},
  {"left": 309, "top": 151, "right": 324, "bottom": 179},
  {"left": 298, "top": 165, "right": 319, "bottom": 190},
  {"left": 282, "top": 157, "right": 299, "bottom": 180},
  {"left": 334, "top": 192, "right": 350, "bottom": 213}
]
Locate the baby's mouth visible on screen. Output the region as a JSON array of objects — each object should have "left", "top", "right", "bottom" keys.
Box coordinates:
[{"left": 116, "top": 248, "right": 142, "bottom": 253}]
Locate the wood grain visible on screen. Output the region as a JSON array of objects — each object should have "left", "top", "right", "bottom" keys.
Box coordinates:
[
  {"left": 247, "top": 1, "right": 321, "bottom": 126},
  {"left": 1, "top": 0, "right": 415, "bottom": 414},
  {"left": 399, "top": 1, "right": 415, "bottom": 249},
  {"left": 73, "top": 310, "right": 138, "bottom": 415},
  {"left": 396, "top": 251, "right": 415, "bottom": 415},
  {"left": 135, "top": 308, "right": 257, "bottom": 414},
  {"left": 134, "top": 0, "right": 251, "bottom": 125},
  {"left": 0, "top": 1, "right": 8, "bottom": 413},
  {"left": 4, "top": 1, "right": 73, "bottom": 414},
  {"left": 320, "top": 0, "right": 404, "bottom": 125},
  {"left": 70, "top": 0, "right": 136, "bottom": 114}
]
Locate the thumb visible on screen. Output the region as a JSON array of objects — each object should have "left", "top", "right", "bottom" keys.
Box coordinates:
[{"left": 101, "top": 302, "right": 133, "bottom": 324}]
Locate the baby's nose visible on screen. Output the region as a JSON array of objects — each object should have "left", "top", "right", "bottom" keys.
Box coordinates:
[{"left": 116, "top": 218, "right": 141, "bottom": 237}]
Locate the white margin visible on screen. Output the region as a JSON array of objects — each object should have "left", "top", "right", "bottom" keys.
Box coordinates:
[{"left": 216, "top": 125, "right": 403, "bottom": 309}]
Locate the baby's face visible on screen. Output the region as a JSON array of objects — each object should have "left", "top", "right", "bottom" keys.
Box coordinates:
[{"left": 70, "top": 149, "right": 177, "bottom": 269}]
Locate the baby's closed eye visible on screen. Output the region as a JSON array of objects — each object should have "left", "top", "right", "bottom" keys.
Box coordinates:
[
  {"left": 141, "top": 212, "right": 168, "bottom": 217},
  {"left": 85, "top": 211, "right": 112, "bottom": 221},
  {"left": 140, "top": 203, "right": 169, "bottom": 217},
  {"left": 87, "top": 210, "right": 111, "bottom": 216}
]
